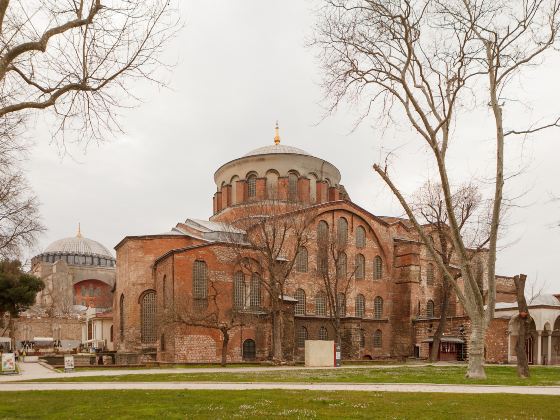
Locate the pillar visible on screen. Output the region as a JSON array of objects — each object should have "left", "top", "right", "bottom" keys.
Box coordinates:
[
  {"left": 547, "top": 332, "right": 552, "bottom": 365},
  {"left": 537, "top": 331, "right": 542, "bottom": 365}
]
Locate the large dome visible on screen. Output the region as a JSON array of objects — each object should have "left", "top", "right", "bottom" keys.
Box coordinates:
[
  {"left": 243, "top": 144, "right": 312, "bottom": 157},
  {"left": 44, "top": 235, "right": 113, "bottom": 258}
]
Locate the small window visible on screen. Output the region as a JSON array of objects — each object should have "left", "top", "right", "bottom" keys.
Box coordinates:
[
  {"left": 427, "top": 300, "right": 435, "bottom": 318},
  {"left": 295, "top": 247, "right": 308, "bottom": 272},
  {"left": 193, "top": 260, "right": 208, "bottom": 310},
  {"left": 315, "top": 292, "right": 327, "bottom": 316},
  {"left": 297, "top": 326, "right": 308, "bottom": 348},
  {"left": 336, "top": 252, "right": 347, "bottom": 278},
  {"left": 356, "top": 226, "right": 366, "bottom": 248},
  {"left": 355, "top": 294, "right": 365, "bottom": 318},
  {"left": 295, "top": 289, "right": 306, "bottom": 316},
  {"left": 355, "top": 254, "right": 365, "bottom": 280},
  {"left": 427, "top": 263, "right": 435, "bottom": 286},
  {"left": 247, "top": 174, "right": 257, "bottom": 198},
  {"left": 374, "top": 296, "right": 383, "bottom": 319},
  {"left": 160, "top": 333, "right": 165, "bottom": 351},
  {"left": 319, "top": 326, "right": 329, "bottom": 340},
  {"left": 337, "top": 217, "right": 348, "bottom": 247},
  {"left": 233, "top": 271, "right": 245, "bottom": 309},
  {"left": 337, "top": 292, "right": 346, "bottom": 317},
  {"left": 119, "top": 294, "right": 125, "bottom": 339},
  {"left": 373, "top": 329, "right": 382, "bottom": 348},
  {"left": 250, "top": 273, "right": 261, "bottom": 309},
  {"left": 141, "top": 291, "right": 157, "bottom": 343},
  {"left": 373, "top": 256, "right": 383, "bottom": 280}
]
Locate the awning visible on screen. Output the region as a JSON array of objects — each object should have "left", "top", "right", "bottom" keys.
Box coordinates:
[
  {"left": 422, "top": 337, "right": 465, "bottom": 344},
  {"left": 0, "top": 337, "right": 11, "bottom": 343}
]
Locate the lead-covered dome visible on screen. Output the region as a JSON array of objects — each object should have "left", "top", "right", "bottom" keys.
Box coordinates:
[
  {"left": 45, "top": 235, "right": 113, "bottom": 258},
  {"left": 243, "top": 144, "right": 311, "bottom": 157}
]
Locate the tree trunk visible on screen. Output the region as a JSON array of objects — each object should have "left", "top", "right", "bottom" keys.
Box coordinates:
[
  {"left": 466, "top": 318, "right": 487, "bottom": 379},
  {"left": 8, "top": 315, "right": 15, "bottom": 351},
  {"left": 429, "top": 278, "right": 451, "bottom": 363},
  {"left": 272, "top": 306, "right": 283, "bottom": 361},
  {"left": 513, "top": 274, "right": 530, "bottom": 378},
  {"left": 221, "top": 328, "right": 229, "bottom": 367}
]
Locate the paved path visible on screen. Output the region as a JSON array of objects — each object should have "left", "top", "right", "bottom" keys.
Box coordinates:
[{"left": 1, "top": 381, "right": 560, "bottom": 395}]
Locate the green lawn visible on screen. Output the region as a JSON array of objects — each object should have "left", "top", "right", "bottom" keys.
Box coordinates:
[
  {"left": 25, "top": 365, "right": 560, "bottom": 386},
  {"left": 0, "top": 390, "right": 558, "bottom": 419}
]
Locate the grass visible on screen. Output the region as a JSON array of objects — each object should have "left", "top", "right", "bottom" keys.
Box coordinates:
[
  {"left": 0, "top": 390, "right": 558, "bottom": 419},
  {"left": 23, "top": 365, "right": 560, "bottom": 386},
  {"left": 69, "top": 362, "right": 265, "bottom": 372}
]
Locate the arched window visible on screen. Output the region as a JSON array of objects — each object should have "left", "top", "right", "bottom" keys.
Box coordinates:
[
  {"left": 360, "top": 329, "right": 365, "bottom": 348},
  {"left": 374, "top": 255, "right": 383, "bottom": 280},
  {"left": 337, "top": 292, "right": 346, "bottom": 317},
  {"left": 319, "top": 326, "right": 329, "bottom": 340},
  {"left": 288, "top": 172, "right": 299, "bottom": 201},
  {"left": 373, "top": 329, "right": 382, "bottom": 348},
  {"left": 162, "top": 275, "right": 167, "bottom": 309},
  {"left": 193, "top": 260, "right": 208, "bottom": 310},
  {"left": 233, "top": 271, "right": 245, "bottom": 309},
  {"left": 355, "top": 253, "right": 365, "bottom": 280},
  {"left": 427, "top": 300, "right": 435, "bottom": 318},
  {"left": 309, "top": 173, "right": 318, "bottom": 204},
  {"left": 230, "top": 175, "right": 240, "bottom": 204},
  {"left": 315, "top": 292, "right": 327, "bottom": 316},
  {"left": 297, "top": 326, "right": 308, "bottom": 348},
  {"left": 250, "top": 273, "right": 261, "bottom": 309},
  {"left": 355, "top": 294, "right": 365, "bottom": 318},
  {"left": 317, "top": 220, "right": 329, "bottom": 247},
  {"left": 336, "top": 252, "right": 347, "bottom": 278},
  {"left": 295, "top": 289, "right": 306, "bottom": 315},
  {"left": 296, "top": 247, "right": 308, "bottom": 272},
  {"left": 242, "top": 339, "right": 256, "bottom": 360},
  {"left": 119, "top": 294, "right": 125, "bottom": 339},
  {"left": 427, "top": 263, "right": 435, "bottom": 286},
  {"left": 356, "top": 226, "right": 366, "bottom": 248},
  {"left": 160, "top": 333, "right": 165, "bottom": 351},
  {"left": 374, "top": 296, "right": 383, "bottom": 319},
  {"left": 140, "top": 291, "right": 156, "bottom": 343},
  {"left": 337, "top": 217, "right": 348, "bottom": 247},
  {"left": 247, "top": 174, "right": 257, "bottom": 199}
]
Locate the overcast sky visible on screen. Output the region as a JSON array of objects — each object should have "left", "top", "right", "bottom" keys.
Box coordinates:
[{"left": 25, "top": 1, "right": 559, "bottom": 292}]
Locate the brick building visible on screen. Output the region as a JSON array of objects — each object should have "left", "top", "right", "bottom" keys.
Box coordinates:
[{"left": 114, "top": 127, "right": 560, "bottom": 364}]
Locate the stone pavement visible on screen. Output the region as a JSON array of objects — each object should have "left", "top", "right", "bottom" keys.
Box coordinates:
[{"left": 1, "top": 381, "right": 560, "bottom": 395}]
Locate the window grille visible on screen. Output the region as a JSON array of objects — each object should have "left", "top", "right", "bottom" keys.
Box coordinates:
[
  {"left": 337, "top": 218, "right": 348, "bottom": 247},
  {"left": 119, "top": 294, "right": 125, "bottom": 339},
  {"left": 317, "top": 252, "right": 328, "bottom": 275},
  {"left": 243, "top": 339, "right": 256, "bottom": 360},
  {"left": 374, "top": 256, "right": 383, "bottom": 280},
  {"left": 250, "top": 273, "right": 261, "bottom": 309},
  {"left": 355, "top": 294, "right": 365, "bottom": 318},
  {"left": 355, "top": 254, "right": 365, "bottom": 279},
  {"left": 427, "top": 263, "right": 435, "bottom": 286},
  {"left": 162, "top": 275, "right": 167, "bottom": 309},
  {"left": 315, "top": 292, "right": 327, "bottom": 316},
  {"left": 317, "top": 221, "right": 329, "bottom": 247},
  {"left": 297, "top": 326, "right": 308, "bottom": 348},
  {"left": 373, "top": 329, "right": 382, "bottom": 348},
  {"left": 356, "top": 226, "right": 366, "bottom": 248},
  {"left": 141, "top": 291, "right": 156, "bottom": 343},
  {"left": 233, "top": 271, "right": 245, "bottom": 309},
  {"left": 295, "top": 247, "right": 308, "bottom": 272},
  {"left": 337, "top": 292, "right": 346, "bottom": 317},
  {"left": 288, "top": 172, "right": 298, "bottom": 201},
  {"left": 247, "top": 175, "right": 257, "bottom": 198},
  {"left": 295, "top": 289, "right": 306, "bottom": 315},
  {"left": 319, "top": 326, "right": 329, "bottom": 340},
  {"left": 374, "top": 296, "right": 383, "bottom": 319},
  {"left": 336, "top": 252, "right": 347, "bottom": 278},
  {"left": 193, "top": 260, "right": 208, "bottom": 310},
  {"left": 427, "top": 300, "right": 435, "bottom": 318}
]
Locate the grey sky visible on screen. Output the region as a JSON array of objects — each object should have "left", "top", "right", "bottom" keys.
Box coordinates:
[{"left": 26, "top": 1, "right": 559, "bottom": 291}]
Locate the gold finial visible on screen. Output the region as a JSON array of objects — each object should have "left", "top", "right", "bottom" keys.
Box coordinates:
[
  {"left": 77, "top": 223, "right": 82, "bottom": 238},
  {"left": 274, "top": 121, "right": 280, "bottom": 145}
]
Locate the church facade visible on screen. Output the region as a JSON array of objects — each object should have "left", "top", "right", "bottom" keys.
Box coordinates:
[{"left": 114, "top": 128, "right": 560, "bottom": 365}]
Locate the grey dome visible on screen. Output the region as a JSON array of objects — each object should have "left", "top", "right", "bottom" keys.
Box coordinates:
[
  {"left": 44, "top": 236, "right": 113, "bottom": 258},
  {"left": 243, "top": 144, "right": 311, "bottom": 157}
]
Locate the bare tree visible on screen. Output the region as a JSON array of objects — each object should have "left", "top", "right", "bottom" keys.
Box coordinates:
[
  {"left": 411, "top": 180, "right": 485, "bottom": 362},
  {"left": 229, "top": 200, "right": 315, "bottom": 362},
  {"left": 315, "top": 0, "right": 560, "bottom": 378},
  {"left": 316, "top": 221, "right": 357, "bottom": 354},
  {"left": 0, "top": 0, "right": 180, "bottom": 147}
]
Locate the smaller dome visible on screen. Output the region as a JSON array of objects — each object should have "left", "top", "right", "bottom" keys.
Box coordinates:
[
  {"left": 243, "top": 144, "right": 312, "bottom": 158},
  {"left": 44, "top": 236, "right": 113, "bottom": 258}
]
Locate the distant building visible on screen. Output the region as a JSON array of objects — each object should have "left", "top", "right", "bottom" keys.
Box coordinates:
[{"left": 8, "top": 229, "right": 115, "bottom": 352}]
